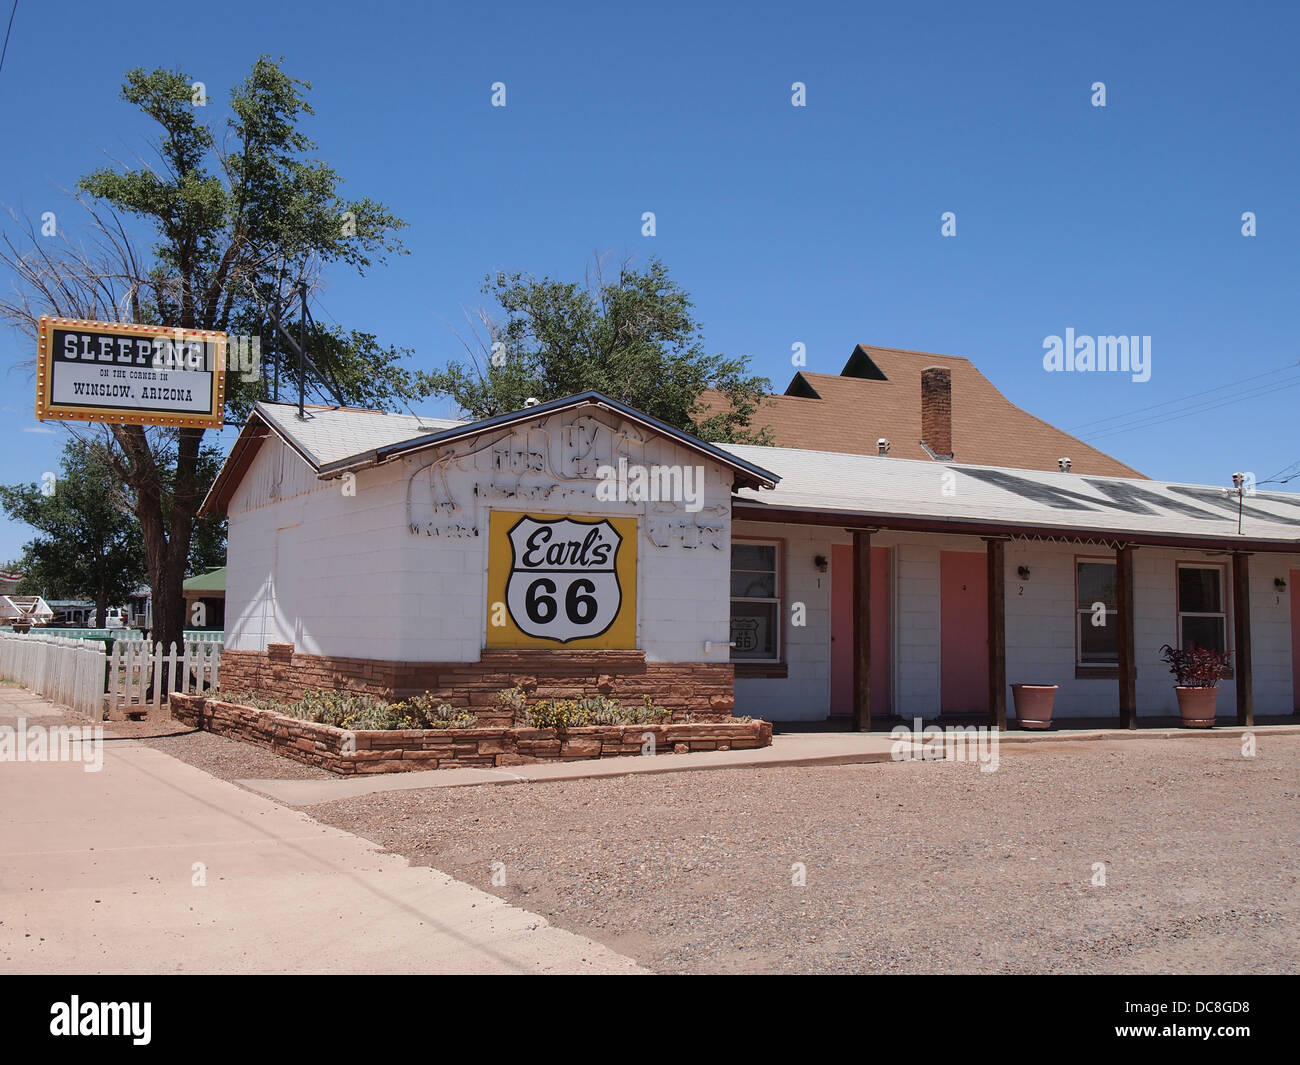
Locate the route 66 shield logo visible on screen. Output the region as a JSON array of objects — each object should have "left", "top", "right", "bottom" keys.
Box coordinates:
[{"left": 505, "top": 515, "right": 624, "bottom": 643}]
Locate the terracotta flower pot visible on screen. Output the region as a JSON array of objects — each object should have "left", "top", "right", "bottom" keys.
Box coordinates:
[
  {"left": 1011, "top": 684, "right": 1058, "bottom": 730},
  {"left": 1174, "top": 686, "right": 1218, "bottom": 728}
]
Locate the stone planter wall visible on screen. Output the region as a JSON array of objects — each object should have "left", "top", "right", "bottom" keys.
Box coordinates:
[
  {"left": 216, "top": 645, "right": 735, "bottom": 724},
  {"left": 169, "top": 692, "right": 772, "bottom": 775}
]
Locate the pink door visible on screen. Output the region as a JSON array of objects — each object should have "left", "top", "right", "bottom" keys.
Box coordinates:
[
  {"left": 940, "top": 551, "right": 989, "bottom": 715},
  {"left": 1291, "top": 570, "right": 1300, "bottom": 711},
  {"left": 830, "top": 544, "right": 890, "bottom": 717}
]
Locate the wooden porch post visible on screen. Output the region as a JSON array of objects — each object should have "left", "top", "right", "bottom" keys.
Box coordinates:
[
  {"left": 1233, "top": 552, "right": 1254, "bottom": 726},
  {"left": 986, "top": 538, "right": 1006, "bottom": 730},
  {"left": 852, "top": 529, "right": 872, "bottom": 732},
  {"left": 1116, "top": 544, "right": 1137, "bottom": 729}
]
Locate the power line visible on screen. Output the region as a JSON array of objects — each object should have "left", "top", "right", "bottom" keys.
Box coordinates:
[
  {"left": 1083, "top": 377, "right": 1300, "bottom": 439},
  {"left": 1259, "top": 458, "right": 1300, "bottom": 486},
  {"left": 1081, "top": 376, "right": 1300, "bottom": 441},
  {"left": 305, "top": 291, "right": 430, "bottom": 423},
  {"left": 1067, "top": 358, "right": 1300, "bottom": 433},
  {"left": 0, "top": 0, "right": 17, "bottom": 77}
]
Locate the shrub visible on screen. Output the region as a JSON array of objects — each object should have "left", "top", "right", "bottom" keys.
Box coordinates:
[
  {"left": 206, "top": 687, "right": 477, "bottom": 730},
  {"left": 207, "top": 687, "right": 277, "bottom": 709},
  {"left": 495, "top": 686, "right": 528, "bottom": 717},
  {"left": 521, "top": 694, "right": 672, "bottom": 730},
  {"left": 394, "top": 692, "right": 478, "bottom": 730},
  {"left": 1159, "top": 644, "right": 1232, "bottom": 688},
  {"left": 282, "top": 689, "right": 394, "bottom": 729}
]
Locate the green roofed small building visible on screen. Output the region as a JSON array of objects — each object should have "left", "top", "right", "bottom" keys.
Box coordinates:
[{"left": 183, "top": 567, "right": 226, "bottom": 632}]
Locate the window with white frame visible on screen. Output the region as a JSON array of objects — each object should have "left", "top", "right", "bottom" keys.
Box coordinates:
[
  {"left": 730, "top": 541, "right": 780, "bottom": 662},
  {"left": 1177, "top": 564, "right": 1227, "bottom": 653},
  {"left": 1076, "top": 559, "right": 1118, "bottom": 666}
]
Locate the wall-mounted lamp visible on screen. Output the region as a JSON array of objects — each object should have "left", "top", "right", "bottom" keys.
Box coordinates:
[
  {"left": 1275, "top": 577, "right": 1288, "bottom": 591},
  {"left": 1017, "top": 566, "right": 1031, "bottom": 581},
  {"left": 814, "top": 554, "right": 828, "bottom": 573}
]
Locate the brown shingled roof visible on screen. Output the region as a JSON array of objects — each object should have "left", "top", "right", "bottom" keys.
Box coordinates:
[{"left": 699, "top": 344, "right": 1143, "bottom": 478}]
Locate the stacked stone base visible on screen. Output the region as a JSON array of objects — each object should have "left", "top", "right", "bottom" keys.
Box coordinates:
[
  {"left": 169, "top": 693, "right": 771, "bottom": 775},
  {"left": 216, "top": 645, "right": 735, "bottom": 724}
]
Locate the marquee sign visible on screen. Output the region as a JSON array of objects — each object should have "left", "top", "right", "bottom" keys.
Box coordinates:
[
  {"left": 36, "top": 316, "right": 226, "bottom": 429},
  {"left": 486, "top": 511, "right": 638, "bottom": 648}
]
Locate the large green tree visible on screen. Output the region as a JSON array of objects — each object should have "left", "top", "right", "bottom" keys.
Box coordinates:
[
  {"left": 427, "top": 256, "right": 772, "bottom": 443},
  {"left": 0, "top": 57, "right": 425, "bottom": 647},
  {"left": 0, "top": 439, "right": 146, "bottom": 627}
]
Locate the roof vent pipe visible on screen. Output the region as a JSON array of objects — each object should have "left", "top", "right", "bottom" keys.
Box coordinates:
[
  {"left": 1059, "top": 457, "right": 1072, "bottom": 472},
  {"left": 877, "top": 438, "right": 890, "bottom": 456}
]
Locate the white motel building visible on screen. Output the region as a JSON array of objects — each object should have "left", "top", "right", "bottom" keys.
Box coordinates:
[{"left": 202, "top": 346, "right": 1300, "bottom": 728}]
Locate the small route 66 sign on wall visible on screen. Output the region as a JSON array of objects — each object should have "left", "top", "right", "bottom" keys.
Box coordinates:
[{"left": 487, "top": 511, "right": 638, "bottom": 648}]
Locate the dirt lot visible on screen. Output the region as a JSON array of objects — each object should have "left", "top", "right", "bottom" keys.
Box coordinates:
[
  {"left": 294, "top": 734, "right": 1300, "bottom": 974},
  {"left": 137, "top": 724, "right": 333, "bottom": 781}
]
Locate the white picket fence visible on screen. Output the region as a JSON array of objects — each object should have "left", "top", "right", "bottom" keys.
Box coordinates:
[
  {"left": 0, "top": 632, "right": 107, "bottom": 718},
  {"left": 106, "top": 639, "right": 221, "bottom": 719},
  {"left": 0, "top": 632, "right": 221, "bottom": 720}
]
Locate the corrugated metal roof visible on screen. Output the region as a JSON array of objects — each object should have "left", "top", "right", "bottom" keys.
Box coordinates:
[
  {"left": 722, "top": 443, "right": 1300, "bottom": 546},
  {"left": 253, "top": 402, "right": 463, "bottom": 470},
  {"left": 182, "top": 567, "right": 226, "bottom": 592}
]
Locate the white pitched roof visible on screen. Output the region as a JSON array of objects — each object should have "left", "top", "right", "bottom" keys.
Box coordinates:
[
  {"left": 203, "top": 394, "right": 780, "bottom": 517},
  {"left": 254, "top": 402, "right": 463, "bottom": 469},
  {"left": 722, "top": 443, "right": 1300, "bottom": 547}
]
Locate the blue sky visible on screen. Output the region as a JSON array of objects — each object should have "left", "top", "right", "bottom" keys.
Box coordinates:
[{"left": 1, "top": 0, "right": 1297, "bottom": 561}]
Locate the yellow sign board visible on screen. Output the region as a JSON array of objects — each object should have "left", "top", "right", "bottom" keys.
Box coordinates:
[
  {"left": 36, "top": 316, "right": 227, "bottom": 429},
  {"left": 486, "top": 511, "right": 637, "bottom": 649}
]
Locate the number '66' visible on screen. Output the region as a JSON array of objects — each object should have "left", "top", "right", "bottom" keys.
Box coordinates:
[{"left": 525, "top": 578, "right": 599, "bottom": 625}]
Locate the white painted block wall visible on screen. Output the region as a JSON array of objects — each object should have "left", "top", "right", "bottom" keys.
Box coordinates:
[
  {"left": 222, "top": 417, "right": 1300, "bottom": 715},
  {"left": 731, "top": 520, "right": 843, "bottom": 722},
  {"left": 733, "top": 519, "right": 1300, "bottom": 721},
  {"left": 224, "top": 409, "right": 736, "bottom": 665}
]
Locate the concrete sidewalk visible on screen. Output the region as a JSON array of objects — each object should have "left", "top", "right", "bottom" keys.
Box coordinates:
[
  {"left": 239, "top": 729, "right": 911, "bottom": 805},
  {"left": 234, "top": 718, "right": 1300, "bottom": 806},
  {"left": 0, "top": 686, "right": 644, "bottom": 974}
]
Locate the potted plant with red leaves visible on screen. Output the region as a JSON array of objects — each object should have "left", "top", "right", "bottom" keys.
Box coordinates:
[{"left": 1158, "top": 643, "right": 1232, "bottom": 728}]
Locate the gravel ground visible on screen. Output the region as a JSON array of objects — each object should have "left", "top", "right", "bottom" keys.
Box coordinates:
[
  {"left": 299, "top": 735, "right": 1300, "bottom": 974},
  {"left": 136, "top": 724, "right": 334, "bottom": 781}
]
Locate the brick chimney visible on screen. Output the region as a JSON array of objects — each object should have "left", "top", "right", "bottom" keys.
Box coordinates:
[{"left": 920, "top": 366, "right": 953, "bottom": 458}]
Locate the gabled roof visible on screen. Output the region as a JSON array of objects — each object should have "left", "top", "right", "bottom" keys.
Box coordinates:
[
  {"left": 361, "top": 391, "right": 779, "bottom": 489},
  {"left": 698, "top": 344, "right": 1143, "bottom": 478},
  {"left": 723, "top": 442, "right": 1300, "bottom": 551},
  {"left": 202, "top": 393, "right": 780, "bottom": 517},
  {"left": 256, "top": 402, "right": 462, "bottom": 469},
  {"left": 183, "top": 567, "right": 226, "bottom": 593}
]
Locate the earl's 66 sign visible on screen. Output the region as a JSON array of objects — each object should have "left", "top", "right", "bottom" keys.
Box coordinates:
[{"left": 487, "top": 512, "right": 638, "bottom": 649}]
